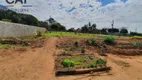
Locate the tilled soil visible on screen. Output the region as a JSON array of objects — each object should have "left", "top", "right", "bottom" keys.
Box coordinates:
[{"left": 0, "top": 37, "right": 142, "bottom": 80}]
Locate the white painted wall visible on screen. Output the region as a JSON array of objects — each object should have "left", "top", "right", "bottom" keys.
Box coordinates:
[{"left": 0, "top": 21, "right": 46, "bottom": 37}]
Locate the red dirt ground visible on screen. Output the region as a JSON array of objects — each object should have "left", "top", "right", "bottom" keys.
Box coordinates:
[{"left": 0, "top": 37, "right": 142, "bottom": 80}]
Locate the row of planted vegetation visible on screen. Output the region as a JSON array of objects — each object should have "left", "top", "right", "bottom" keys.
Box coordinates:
[
  {"left": 62, "top": 58, "right": 107, "bottom": 68},
  {"left": 55, "top": 36, "right": 115, "bottom": 75}
]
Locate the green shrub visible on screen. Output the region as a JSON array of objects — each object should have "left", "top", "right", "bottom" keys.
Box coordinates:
[
  {"left": 74, "top": 40, "right": 78, "bottom": 47},
  {"left": 104, "top": 36, "right": 115, "bottom": 44},
  {"left": 63, "top": 59, "right": 80, "bottom": 67}
]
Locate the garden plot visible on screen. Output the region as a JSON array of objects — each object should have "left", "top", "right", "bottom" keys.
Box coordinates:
[
  {"left": 55, "top": 37, "right": 111, "bottom": 76},
  {"left": 55, "top": 54, "right": 110, "bottom": 76}
]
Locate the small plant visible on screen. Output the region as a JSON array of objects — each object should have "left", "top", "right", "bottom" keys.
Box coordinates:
[
  {"left": 63, "top": 59, "right": 75, "bottom": 67},
  {"left": 91, "top": 39, "right": 96, "bottom": 46},
  {"left": 74, "top": 40, "right": 78, "bottom": 47},
  {"left": 87, "top": 63, "right": 95, "bottom": 68},
  {"left": 62, "top": 59, "right": 80, "bottom": 67},
  {"left": 104, "top": 36, "right": 115, "bottom": 44},
  {"left": 96, "top": 58, "right": 107, "bottom": 67}
]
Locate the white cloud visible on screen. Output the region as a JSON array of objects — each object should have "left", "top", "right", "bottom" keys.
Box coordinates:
[{"left": 0, "top": 0, "right": 142, "bottom": 32}]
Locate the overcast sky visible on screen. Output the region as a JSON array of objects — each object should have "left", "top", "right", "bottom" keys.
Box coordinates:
[{"left": 0, "top": 0, "right": 142, "bottom": 32}]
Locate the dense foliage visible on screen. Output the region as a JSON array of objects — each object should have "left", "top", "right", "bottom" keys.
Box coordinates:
[
  {"left": 50, "top": 22, "right": 66, "bottom": 31},
  {"left": 0, "top": 10, "right": 39, "bottom": 26}
]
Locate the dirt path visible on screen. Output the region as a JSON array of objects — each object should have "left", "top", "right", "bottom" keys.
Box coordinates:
[{"left": 0, "top": 37, "right": 58, "bottom": 80}]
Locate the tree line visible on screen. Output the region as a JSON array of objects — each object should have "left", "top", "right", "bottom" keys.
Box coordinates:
[
  {"left": 67, "top": 22, "right": 129, "bottom": 35},
  {"left": 0, "top": 9, "right": 66, "bottom": 31}
]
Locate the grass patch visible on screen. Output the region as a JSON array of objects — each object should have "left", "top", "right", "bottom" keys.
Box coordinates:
[
  {"left": 131, "top": 36, "right": 142, "bottom": 39},
  {"left": 0, "top": 44, "right": 11, "bottom": 49},
  {"left": 43, "top": 32, "right": 96, "bottom": 38}
]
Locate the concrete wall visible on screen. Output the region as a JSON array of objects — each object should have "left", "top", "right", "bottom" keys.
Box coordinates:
[{"left": 0, "top": 21, "right": 46, "bottom": 37}]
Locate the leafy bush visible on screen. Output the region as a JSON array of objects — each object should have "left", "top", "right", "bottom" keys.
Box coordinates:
[
  {"left": 104, "top": 36, "right": 115, "bottom": 44},
  {"left": 63, "top": 59, "right": 80, "bottom": 67},
  {"left": 74, "top": 40, "right": 78, "bottom": 47}
]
